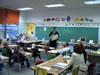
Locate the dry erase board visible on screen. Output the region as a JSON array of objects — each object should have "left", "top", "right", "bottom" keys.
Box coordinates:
[{"left": 35, "top": 26, "right": 98, "bottom": 43}]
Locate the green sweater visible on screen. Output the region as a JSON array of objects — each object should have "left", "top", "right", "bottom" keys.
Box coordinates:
[{"left": 2, "top": 47, "right": 12, "bottom": 57}]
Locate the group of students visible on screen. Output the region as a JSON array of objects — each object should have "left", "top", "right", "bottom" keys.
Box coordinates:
[
  {"left": 63, "top": 41, "right": 88, "bottom": 75},
  {"left": 0, "top": 39, "right": 30, "bottom": 72}
]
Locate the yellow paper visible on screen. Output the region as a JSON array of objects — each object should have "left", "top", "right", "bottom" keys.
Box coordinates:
[{"left": 27, "top": 24, "right": 35, "bottom": 37}]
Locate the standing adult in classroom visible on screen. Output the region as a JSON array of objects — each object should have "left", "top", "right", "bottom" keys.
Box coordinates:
[{"left": 49, "top": 27, "right": 59, "bottom": 48}]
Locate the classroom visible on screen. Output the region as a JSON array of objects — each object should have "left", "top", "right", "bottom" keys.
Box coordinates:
[{"left": 0, "top": 0, "right": 100, "bottom": 75}]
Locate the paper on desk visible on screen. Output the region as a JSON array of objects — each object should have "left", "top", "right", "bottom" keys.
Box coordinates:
[
  {"left": 40, "top": 66, "right": 51, "bottom": 70},
  {"left": 57, "top": 62, "right": 68, "bottom": 67},
  {"left": 63, "top": 56, "right": 70, "bottom": 59},
  {"left": 39, "top": 62, "right": 48, "bottom": 66},
  {"left": 48, "top": 50, "right": 58, "bottom": 53},
  {"left": 0, "top": 55, "right": 4, "bottom": 60},
  {"left": 54, "top": 64, "right": 65, "bottom": 68}
]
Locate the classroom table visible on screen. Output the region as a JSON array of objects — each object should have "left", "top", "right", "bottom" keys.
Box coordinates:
[
  {"left": 9, "top": 44, "right": 18, "bottom": 48},
  {"left": 31, "top": 56, "right": 71, "bottom": 75},
  {"left": 21, "top": 40, "right": 41, "bottom": 44},
  {"left": 86, "top": 50, "right": 100, "bottom": 63},
  {"left": 25, "top": 52, "right": 32, "bottom": 58},
  {"left": 27, "top": 47, "right": 45, "bottom": 52},
  {"left": 17, "top": 40, "right": 41, "bottom": 47},
  {"left": 36, "top": 44, "right": 55, "bottom": 50},
  {"left": 0, "top": 56, "right": 9, "bottom": 64}
]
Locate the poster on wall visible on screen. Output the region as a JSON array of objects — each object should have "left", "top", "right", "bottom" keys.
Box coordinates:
[{"left": 27, "top": 24, "right": 35, "bottom": 37}]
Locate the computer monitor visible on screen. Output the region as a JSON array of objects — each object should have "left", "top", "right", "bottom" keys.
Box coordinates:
[{"left": 80, "top": 37, "right": 87, "bottom": 42}]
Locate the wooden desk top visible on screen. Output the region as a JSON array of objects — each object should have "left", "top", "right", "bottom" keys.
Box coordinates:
[
  {"left": 22, "top": 40, "right": 41, "bottom": 44},
  {"left": 31, "top": 56, "right": 71, "bottom": 75},
  {"left": 27, "top": 47, "right": 45, "bottom": 52},
  {"left": 36, "top": 45, "right": 46, "bottom": 48},
  {"left": 36, "top": 45, "right": 55, "bottom": 50},
  {"left": 87, "top": 52, "right": 100, "bottom": 56},
  {"left": 0, "top": 56, "right": 9, "bottom": 64},
  {"left": 25, "top": 52, "right": 32, "bottom": 58}
]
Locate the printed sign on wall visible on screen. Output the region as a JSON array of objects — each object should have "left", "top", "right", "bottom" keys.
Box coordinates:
[{"left": 27, "top": 24, "right": 35, "bottom": 37}]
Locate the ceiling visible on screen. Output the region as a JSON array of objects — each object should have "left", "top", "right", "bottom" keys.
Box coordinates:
[{"left": 0, "top": 0, "right": 100, "bottom": 11}]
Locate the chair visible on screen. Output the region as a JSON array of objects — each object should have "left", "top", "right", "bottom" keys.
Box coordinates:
[
  {"left": 72, "top": 66, "right": 80, "bottom": 75},
  {"left": 88, "top": 61, "right": 96, "bottom": 75},
  {"left": 13, "top": 54, "right": 25, "bottom": 70},
  {"left": 35, "top": 66, "right": 47, "bottom": 75},
  {"left": 35, "top": 61, "right": 44, "bottom": 65},
  {"left": 31, "top": 47, "right": 41, "bottom": 61}
]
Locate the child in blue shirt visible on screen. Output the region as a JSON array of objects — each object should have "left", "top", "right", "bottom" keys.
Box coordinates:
[{"left": 13, "top": 46, "right": 30, "bottom": 68}]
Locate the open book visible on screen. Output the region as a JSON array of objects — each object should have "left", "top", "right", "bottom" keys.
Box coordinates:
[{"left": 50, "top": 34, "right": 58, "bottom": 41}]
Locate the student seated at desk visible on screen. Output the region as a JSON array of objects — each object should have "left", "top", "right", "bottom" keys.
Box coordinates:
[
  {"left": 13, "top": 46, "right": 30, "bottom": 68},
  {"left": 2, "top": 43, "right": 13, "bottom": 66},
  {"left": 7, "top": 39, "right": 11, "bottom": 46},
  {"left": 31, "top": 47, "right": 41, "bottom": 60},
  {"left": 77, "top": 41, "right": 88, "bottom": 64},
  {"left": 57, "top": 42, "right": 69, "bottom": 49},
  {"left": 0, "top": 39, "right": 3, "bottom": 52},
  {"left": 57, "top": 42, "right": 70, "bottom": 56},
  {"left": 0, "top": 55, "right": 4, "bottom": 72},
  {"left": 64, "top": 44, "right": 87, "bottom": 75}
]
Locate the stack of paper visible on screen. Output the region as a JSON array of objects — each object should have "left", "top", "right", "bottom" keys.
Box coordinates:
[
  {"left": 0, "top": 55, "right": 4, "bottom": 60},
  {"left": 52, "top": 62, "right": 68, "bottom": 70},
  {"left": 51, "top": 35, "right": 58, "bottom": 41},
  {"left": 48, "top": 50, "right": 58, "bottom": 53},
  {"left": 39, "top": 66, "right": 51, "bottom": 70},
  {"left": 57, "top": 62, "right": 68, "bottom": 67}
]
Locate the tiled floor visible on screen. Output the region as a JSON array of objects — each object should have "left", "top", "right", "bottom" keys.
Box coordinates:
[{"left": 0, "top": 49, "right": 100, "bottom": 75}]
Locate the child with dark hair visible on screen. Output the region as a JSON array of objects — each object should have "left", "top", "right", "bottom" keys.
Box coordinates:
[
  {"left": 2, "top": 43, "right": 13, "bottom": 66},
  {"left": 31, "top": 47, "right": 41, "bottom": 60},
  {"left": 0, "top": 39, "right": 3, "bottom": 52},
  {"left": 7, "top": 38, "right": 11, "bottom": 45},
  {"left": 77, "top": 41, "right": 87, "bottom": 64},
  {"left": 64, "top": 44, "right": 87, "bottom": 75},
  {"left": 13, "top": 46, "right": 30, "bottom": 68}
]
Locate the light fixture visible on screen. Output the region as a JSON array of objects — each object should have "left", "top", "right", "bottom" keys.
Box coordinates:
[
  {"left": 44, "top": 4, "right": 64, "bottom": 8},
  {"left": 84, "top": 0, "right": 100, "bottom": 4},
  {"left": 17, "top": 7, "right": 33, "bottom": 10}
]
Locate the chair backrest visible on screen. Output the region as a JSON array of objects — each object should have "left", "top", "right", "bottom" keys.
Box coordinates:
[
  {"left": 72, "top": 66, "right": 80, "bottom": 75},
  {"left": 35, "top": 61, "right": 44, "bottom": 65},
  {"left": 88, "top": 61, "right": 96, "bottom": 75},
  {"left": 35, "top": 66, "right": 47, "bottom": 75}
]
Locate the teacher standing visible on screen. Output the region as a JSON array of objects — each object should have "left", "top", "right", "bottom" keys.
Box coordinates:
[{"left": 49, "top": 27, "right": 59, "bottom": 48}]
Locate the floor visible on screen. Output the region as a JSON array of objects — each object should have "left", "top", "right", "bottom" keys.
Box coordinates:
[{"left": 0, "top": 46, "right": 100, "bottom": 75}]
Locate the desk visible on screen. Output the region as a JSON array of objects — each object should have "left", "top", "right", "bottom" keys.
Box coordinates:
[
  {"left": 25, "top": 52, "right": 32, "bottom": 58},
  {"left": 0, "top": 56, "right": 9, "bottom": 64},
  {"left": 31, "top": 56, "right": 71, "bottom": 75},
  {"left": 86, "top": 50, "right": 100, "bottom": 63},
  {"left": 36, "top": 45, "right": 55, "bottom": 50},
  {"left": 9, "top": 45, "right": 18, "bottom": 48},
  {"left": 22, "top": 40, "right": 41, "bottom": 44},
  {"left": 48, "top": 48, "right": 70, "bottom": 54},
  {"left": 27, "top": 47, "right": 45, "bottom": 52},
  {"left": 48, "top": 50, "right": 60, "bottom": 54},
  {"left": 17, "top": 40, "right": 41, "bottom": 47}
]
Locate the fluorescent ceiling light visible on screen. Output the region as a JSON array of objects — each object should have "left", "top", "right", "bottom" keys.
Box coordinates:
[
  {"left": 84, "top": 1, "right": 100, "bottom": 4},
  {"left": 44, "top": 4, "right": 64, "bottom": 8},
  {"left": 17, "top": 7, "right": 33, "bottom": 10}
]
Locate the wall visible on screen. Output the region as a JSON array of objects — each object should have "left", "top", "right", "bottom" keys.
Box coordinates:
[
  {"left": 19, "top": 7, "right": 100, "bottom": 43},
  {"left": 18, "top": 11, "right": 27, "bottom": 34},
  {"left": 25, "top": 7, "right": 100, "bottom": 23}
]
